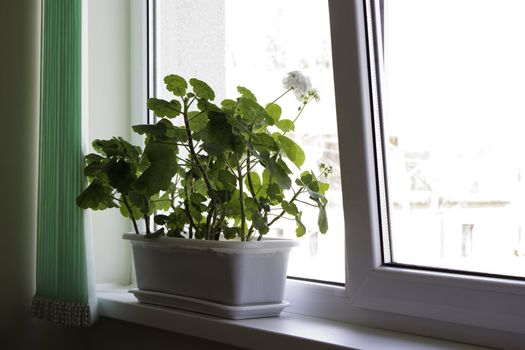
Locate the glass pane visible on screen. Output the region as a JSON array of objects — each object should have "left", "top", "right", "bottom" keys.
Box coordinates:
[
  {"left": 155, "top": 0, "right": 344, "bottom": 283},
  {"left": 378, "top": 0, "right": 525, "bottom": 277}
]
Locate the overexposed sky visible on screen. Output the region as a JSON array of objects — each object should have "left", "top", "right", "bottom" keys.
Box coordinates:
[{"left": 384, "top": 0, "right": 525, "bottom": 154}]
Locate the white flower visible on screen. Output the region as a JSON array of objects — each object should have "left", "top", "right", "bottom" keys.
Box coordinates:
[
  {"left": 282, "top": 71, "right": 313, "bottom": 101},
  {"left": 309, "top": 88, "right": 321, "bottom": 102}
]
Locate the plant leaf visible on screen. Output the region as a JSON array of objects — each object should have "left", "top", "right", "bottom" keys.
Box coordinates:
[
  {"left": 244, "top": 171, "right": 261, "bottom": 195},
  {"left": 132, "top": 143, "right": 178, "bottom": 196},
  {"left": 117, "top": 137, "right": 142, "bottom": 162},
  {"left": 251, "top": 133, "right": 279, "bottom": 153},
  {"left": 164, "top": 74, "right": 187, "bottom": 97},
  {"left": 127, "top": 191, "right": 149, "bottom": 214},
  {"left": 190, "top": 78, "right": 215, "bottom": 100},
  {"left": 171, "top": 126, "right": 189, "bottom": 143},
  {"left": 154, "top": 214, "right": 170, "bottom": 225},
  {"left": 250, "top": 208, "right": 269, "bottom": 235},
  {"left": 105, "top": 159, "right": 135, "bottom": 194},
  {"left": 318, "top": 203, "right": 328, "bottom": 234},
  {"left": 119, "top": 198, "right": 142, "bottom": 219},
  {"left": 76, "top": 180, "right": 118, "bottom": 210},
  {"left": 145, "top": 228, "right": 166, "bottom": 239},
  {"left": 295, "top": 212, "right": 306, "bottom": 237},
  {"left": 262, "top": 168, "right": 271, "bottom": 185},
  {"left": 218, "top": 170, "right": 237, "bottom": 191},
  {"left": 188, "top": 111, "right": 208, "bottom": 133},
  {"left": 267, "top": 156, "right": 291, "bottom": 190},
  {"left": 318, "top": 181, "right": 330, "bottom": 195},
  {"left": 275, "top": 119, "right": 294, "bottom": 132},
  {"left": 277, "top": 135, "right": 305, "bottom": 168},
  {"left": 300, "top": 171, "right": 314, "bottom": 185},
  {"left": 237, "top": 97, "right": 274, "bottom": 126},
  {"left": 210, "top": 189, "right": 232, "bottom": 204},
  {"left": 150, "top": 191, "right": 172, "bottom": 211},
  {"left": 164, "top": 208, "right": 189, "bottom": 232},
  {"left": 223, "top": 226, "right": 241, "bottom": 240},
  {"left": 197, "top": 99, "right": 222, "bottom": 113},
  {"left": 221, "top": 99, "right": 237, "bottom": 116},
  {"left": 202, "top": 111, "right": 241, "bottom": 155},
  {"left": 92, "top": 138, "right": 125, "bottom": 157},
  {"left": 147, "top": 98, "right": 182, "bottom": 118},
  {"left": 266, "top": 183, "right": 284, "bottom": 203},
  {"left": 282, "top": 201, "right": 298, "bottom": 216},
  {"left": 133, "top": 119, "right": 179, "bottom": 142},
  {"left": 237, "top": 86, "right": 257, "bottom": 101},
  {"left": 265, "top": 103, "right": 281, "bottom": 122},
  {"left": 84, "top": 154, "right": 105, "bottom": 178}
]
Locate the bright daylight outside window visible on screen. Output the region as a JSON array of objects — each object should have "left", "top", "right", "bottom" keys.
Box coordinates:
[
  {"left": 154, "top": 0, "right": 344, "bottom": 283},
  {"left": 378, "top": 0, "right": 525, "bottom": 278}
]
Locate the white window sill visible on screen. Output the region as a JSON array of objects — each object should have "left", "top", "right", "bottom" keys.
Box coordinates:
[{"left": 97, "top": 288, "right": 489, "bottom": 350}]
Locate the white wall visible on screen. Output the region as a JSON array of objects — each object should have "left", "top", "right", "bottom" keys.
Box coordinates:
[
  {"left": 0, "top": 0, "right": 40, "bottom": 331},
  {"left": 156, "top": 0, "right": 226, "bottom": 101},
  {"left": 88, "top": 0, "right": 133, "bottom": 286}
]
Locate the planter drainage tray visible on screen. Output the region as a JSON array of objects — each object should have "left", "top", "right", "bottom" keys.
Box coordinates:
[{"left": 129, "top": 289, "right": 289, "bottom": 320}]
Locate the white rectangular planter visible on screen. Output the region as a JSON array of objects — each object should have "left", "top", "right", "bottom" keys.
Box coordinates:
[{"left": 123, "top": 234, "right": 298, "bottom": 319}]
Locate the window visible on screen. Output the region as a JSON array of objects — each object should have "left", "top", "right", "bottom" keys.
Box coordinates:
[
  {"left": 379, "top": 0, "right": 525, "bottom": 279},
  {"left": 120, "top": 1, "right": 525, "bottom": 347},
  {"left": 286, "top": 0, "right": 525, "bottom": 345},
  {"left": 342, "top": 0, "right": 525, "bottom": 340},
  {"left": 153, "top": 0, "right": 345, "bottom": 284}
]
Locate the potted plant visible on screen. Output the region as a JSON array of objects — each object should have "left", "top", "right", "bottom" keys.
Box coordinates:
[{"left": 77, "top": 72, "right": 332, "bottom": 319}]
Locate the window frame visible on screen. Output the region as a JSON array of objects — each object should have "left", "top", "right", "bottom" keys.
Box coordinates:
[
  {"left": 289, "top": 0, "right": 525, "bottom": 342},
  {"left": 331, "top": 0, "right": 525, "bottom": 336},
  {"left": 129, "top": 0, "right": 525, "bottom": 346}
]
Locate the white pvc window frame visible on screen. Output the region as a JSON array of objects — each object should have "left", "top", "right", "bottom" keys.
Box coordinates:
[
  {"left": 289, "top": 1, "right": 525, "bottom": 345},
  {"left": 128, "top": 0, "right": 525, "bottom": 346}
]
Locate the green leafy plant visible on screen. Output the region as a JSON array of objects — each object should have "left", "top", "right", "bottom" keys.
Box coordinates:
[{"left": 77, "top": 72, "right": 332, "bottom": 241}]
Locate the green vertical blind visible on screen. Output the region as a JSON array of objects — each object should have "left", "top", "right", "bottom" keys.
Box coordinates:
[{"left": 32, "top": 0, "right": 91, "bottom": 326}]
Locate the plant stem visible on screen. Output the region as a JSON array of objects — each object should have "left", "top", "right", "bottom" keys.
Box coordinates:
[
  {"left": 144, "top": 214, "right": 151, "bottom": 235},
  {"left": 213, "top": 210, "right": 225, "bottom": 240},
  {"left": 187, "top": 109, "right": 207, "bottom": 122},
  {"left": 224, "top": 156, "right": 238, "bottom": 179},
  {"left": 144, "top": 198, "right": 151, "bottom": 235},
  {"left": 150, "top": 199, "right": 171, "bottom": 203},
  {"left": 182, "top": 98, "right": 217, "bottom": 239},
  {"left": 166, "top": 104, "right": 182, "bottom": 114},
  {"left": 187, "top": 95, "right": 198, "bottom": 109},
  {"left": 205, "top": 204, "right": 214, "bottom": 240},
  {"left": 295, "top": 199, "right": 317, "bottom": 207},
  {"left": 245, "top": 158, "right": 260, "bottom": 173},
  {"left": 122, "top": 195, "right": 140, "bottom": 235},
  {"left": 267, "top": 214, "right": 295, "bottom": 220},
  {"left": 245, "top": 152, "right": 262, "bottom": 211},
  {"left": 234, "top": 153, "right": 247, "bottom": 241},
  {"left": 153, "top": 141, "right": 187, "bottom": 147},
  {"left": 282, "top": 95, "right": 315, "bottom": 136},
  {"left": 268, "top": 88, "right": 292, "bottom": 106},
  {"left": 268, "top": 188, "right": 304, "bottom": 227},
  {"left": 175, "top": 156, "right": 192, "bottom": 165},
  {"left": 210, "top": 206, "right": 220, "bottom": 240},
  {"left": 182, "top": 99, "right": 214, "bottom": 193},
  {"left": 247, "top": 222, "right": 255, "bottom": 241},
  {"left": 245, "top": 153, "right": 263, "bottom": 242},
  {"left": 105, "top": 193, "right": 122, "bottom": 203},
  {"left": 183, "top": 185, "right": 195, "bottom": 239}
]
